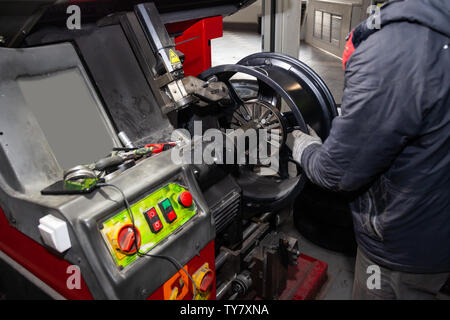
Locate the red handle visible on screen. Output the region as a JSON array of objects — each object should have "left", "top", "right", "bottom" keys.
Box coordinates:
[
  {"left": 122, "top": 231, "right": 135, "bottom": 252},
  {"left": 144, "top": 143, "right": 176, "bottom": 154}
]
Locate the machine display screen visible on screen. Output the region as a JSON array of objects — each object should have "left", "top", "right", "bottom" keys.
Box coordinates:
[{"left": 18, "top": 68, "right": 115, "bottom": 170}]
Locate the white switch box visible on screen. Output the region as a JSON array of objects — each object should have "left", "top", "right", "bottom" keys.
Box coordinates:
[{"left": 38, "top": 214, "right": 71, "bottom": 253}]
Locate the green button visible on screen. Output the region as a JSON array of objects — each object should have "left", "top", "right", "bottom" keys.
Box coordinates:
[{"left": 162, "top": 198, "right": 171, "bottom": 209}]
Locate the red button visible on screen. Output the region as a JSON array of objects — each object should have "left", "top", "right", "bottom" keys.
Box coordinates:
[
  {"left": 167, "top": 211, "right": 177, "bottom": 222},
  {"left": 121, "top": 231, "right": 135, "bottom": 252},
  {"left": 153, "top": 220, "right": 162, "bottom": 231},
  {"left": 178, "top": 191, "right": 193, "bottom": 207},
  {"left": 147, "top": 208, "right": 157, "bottom": 219}
]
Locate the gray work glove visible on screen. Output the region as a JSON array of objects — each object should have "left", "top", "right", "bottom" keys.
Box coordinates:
[{"left": 292, "top": 126, "right": 322, "bottom": 164}]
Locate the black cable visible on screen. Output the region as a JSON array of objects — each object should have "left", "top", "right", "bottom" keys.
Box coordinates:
[{"left": 96, "top": 183, "right": 197, "bottom": 300}]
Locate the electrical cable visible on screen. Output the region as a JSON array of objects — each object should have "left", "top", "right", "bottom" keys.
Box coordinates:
[{"left": 96, "top": 183, "right": 197, "bottom": 300}]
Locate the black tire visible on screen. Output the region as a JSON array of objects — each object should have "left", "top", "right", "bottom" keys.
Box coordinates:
[{"left": 293, "top": 180, "right": 357, "bottom": 256}]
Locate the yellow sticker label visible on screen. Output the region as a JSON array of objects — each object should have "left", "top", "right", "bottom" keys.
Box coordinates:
[{"left": 169, "top": 49, "right": 181, "bottom": 65}]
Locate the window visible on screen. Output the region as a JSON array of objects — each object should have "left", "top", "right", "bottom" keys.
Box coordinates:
[
  {"left": 313, "top": 10, "right": 342, "bottom": 47},
  {"left": 314, "top": 10, "right": 322, "bottom": 38},
  {"left": 331, "top": 14, "right": 342, "bottom": 46}
]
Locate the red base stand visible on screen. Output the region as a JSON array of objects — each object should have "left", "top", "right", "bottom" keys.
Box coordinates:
[{"left": 279, "top": 254, "right": 328, "bottom": 300}]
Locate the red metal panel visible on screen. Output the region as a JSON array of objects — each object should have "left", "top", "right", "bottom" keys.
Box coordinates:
[
  {"left": 147, "top": 240, "right": 216, "bottom": 300},
  {"left": 0, "top": 207, "right": 94, "bottom": 299},
  {"left": 292, "top": 254, "right": 328, "bottom": 300},
  {"left": 175, "top": 16, "right": 223, "bottom": 76},
  {"left": 279, "top": 254, "right": 328, "bottom": 300}
]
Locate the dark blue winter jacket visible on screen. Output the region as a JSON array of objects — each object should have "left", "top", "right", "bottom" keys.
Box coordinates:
[{"left": 301, "top": 0, "right": 450, "bottom": 273}]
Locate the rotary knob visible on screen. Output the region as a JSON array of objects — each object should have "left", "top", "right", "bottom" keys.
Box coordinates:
[{"left": 117, "top": 224, "right": 141, "bottom": 254}]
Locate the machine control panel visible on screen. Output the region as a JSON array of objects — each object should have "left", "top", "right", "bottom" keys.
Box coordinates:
[{"left": 100, "top": 183, "right": 197, "bottom": 269}]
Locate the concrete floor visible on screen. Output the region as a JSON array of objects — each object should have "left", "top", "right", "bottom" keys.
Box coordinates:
[
  {"left": 212, "top": 25, "right": 354, "bottom": 300},
  {"left": 298, "top": 45, "right": 344, "bottom": 105}
]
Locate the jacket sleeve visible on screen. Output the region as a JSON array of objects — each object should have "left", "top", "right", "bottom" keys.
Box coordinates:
[{"left": 300, "top": 31, "right": 425, "bottom": 192}]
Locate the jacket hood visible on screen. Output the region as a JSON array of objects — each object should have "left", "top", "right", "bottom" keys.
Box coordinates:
[{"left": 381, "top": 0, "right": 450, "bottom": 37}]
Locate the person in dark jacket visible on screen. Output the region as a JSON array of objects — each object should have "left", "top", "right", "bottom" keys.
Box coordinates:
[{"left": 292, "top": 0, "right": 450, "bottom": 299}]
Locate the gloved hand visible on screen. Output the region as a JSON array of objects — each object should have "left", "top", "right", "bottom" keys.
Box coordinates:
[{"left": 292, "top": 126, "right": 322, "bottom": 164}]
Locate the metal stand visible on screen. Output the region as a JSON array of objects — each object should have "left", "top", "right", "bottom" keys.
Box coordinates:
[{"left": 261, "top": 0, "right": 301, "bottom": 58}]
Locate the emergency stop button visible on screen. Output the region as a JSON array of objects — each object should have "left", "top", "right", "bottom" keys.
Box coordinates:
[{"left": 178, "top": 191, "right": 193, "bottom": 207}]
